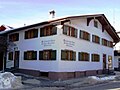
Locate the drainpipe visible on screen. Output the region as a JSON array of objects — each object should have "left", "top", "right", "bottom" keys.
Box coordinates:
[{"left": 2, "top": 52, "right": 5, "bottom": 72}]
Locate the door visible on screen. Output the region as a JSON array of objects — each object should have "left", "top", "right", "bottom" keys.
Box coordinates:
[
  {"left": 14, "top": 51, "right": 20, "bottom": 68},
  {"left": 0, "top": 52, "right": 3, "bottom": 70},
  {"left": 103, "top": 54, "right": 106, "bottom": 69}
]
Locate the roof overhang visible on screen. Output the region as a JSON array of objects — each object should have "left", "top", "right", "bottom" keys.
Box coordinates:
[{"left": 0, "top": 14, "right": 119, "bottom": 43}]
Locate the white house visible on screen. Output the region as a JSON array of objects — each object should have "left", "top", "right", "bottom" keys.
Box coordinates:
[{"left": 0, "top": 14, "right": 119, "bottom": 80}]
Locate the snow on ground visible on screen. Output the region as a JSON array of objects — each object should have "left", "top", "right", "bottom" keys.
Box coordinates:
[
  {"left": 0, "top": 72, "right": 23, "bottom": 89},
  {"left": 89, "top": 75, "right": 116, "bottom": 81}
]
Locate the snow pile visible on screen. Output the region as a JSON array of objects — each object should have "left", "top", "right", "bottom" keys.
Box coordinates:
[
  {"left": 0, "top": 72, "right": 23, "bottom": 89},
  {"left": 89, "top": 76, "right": 116, "bottom": 81}
]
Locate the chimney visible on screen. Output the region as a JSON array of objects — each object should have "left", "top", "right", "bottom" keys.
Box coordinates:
[{"left": 49, "top": 10, "right": 55, "bottom": 20}]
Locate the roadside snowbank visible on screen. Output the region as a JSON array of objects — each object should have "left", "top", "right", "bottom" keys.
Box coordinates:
[
  {"left": 0, "top": 72, "right": 23, "bottom": 89},
  {"left": 89, "top": 75, "right": 116, "bottom": 81}
]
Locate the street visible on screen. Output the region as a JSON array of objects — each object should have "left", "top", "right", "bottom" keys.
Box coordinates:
[{"left": 72, "top": 81, "right": 120, "bottom": 90}]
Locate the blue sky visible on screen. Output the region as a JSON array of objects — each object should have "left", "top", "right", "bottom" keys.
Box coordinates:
[{"left": 0, "top": 0, "right": 120, "bottom": 31}]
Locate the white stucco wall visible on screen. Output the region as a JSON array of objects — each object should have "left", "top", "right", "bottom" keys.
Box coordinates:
[{"left": 6, "top": 17, "right": 114, "bottom": 72}]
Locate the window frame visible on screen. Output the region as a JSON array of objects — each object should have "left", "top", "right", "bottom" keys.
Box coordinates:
[
  {"left": 61, "top": 50, "right": 76, "bottom": 61},
  {"left": 78, "top": 52, "right": 89, "bottom": 61},
  {"left": 40, "top": 25, "right": 57, "bottom": 37},
  {"left": 91, "top": 54, "right": 100, "bottom": 62},
  {"left": 24, "top": 51, "right": 37, "bottom": 60},
  {"left": 94, "top": 20, "right": 98, "bottom": 28},
  {"left": 39, "top": 50, "right": 56, "bottom": 60},
  {"left": 9, "top": 33, "right": 19, "bottom": 42},
  {"left": 63, "top": 25, "right": 77, "bottom": 38},
  {"left": 92, "top": 35, "right": 100, "bottom": 44},
  {"left": 80, "top": 30, "right": 90, "bottom": 41},
  {"left": 24, "top": 28, "right": 38, "bottom": 39}
]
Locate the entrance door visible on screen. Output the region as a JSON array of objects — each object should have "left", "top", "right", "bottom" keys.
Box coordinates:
[
  {"left": 103, "top": 54, "right": 106, "bottom": 69},
  {"left": 14, "top": 51, "right": 20, "bottom": 68},
  {"left": 0, "top": 52, "right": 3, "bottom": 70}
]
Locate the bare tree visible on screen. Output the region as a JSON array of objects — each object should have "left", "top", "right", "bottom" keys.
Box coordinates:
[
  {"left": 0, "top": 35, "right": 16, "bottom": 72},
  {"left": 0, "top": 36, "right": 16, "bottom": 53}
]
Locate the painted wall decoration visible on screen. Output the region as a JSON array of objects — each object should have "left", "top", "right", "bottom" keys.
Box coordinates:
[
  {"left": 41, "top": 40, "right": 55, "bottom": 46},
  {"left": 63, "top": 39, "right": 75, "bottom": 47}
]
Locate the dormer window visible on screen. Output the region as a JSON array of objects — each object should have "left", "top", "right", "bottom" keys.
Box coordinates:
[{"left": 94, "top": 20, "right": 98, "bottom": 28}]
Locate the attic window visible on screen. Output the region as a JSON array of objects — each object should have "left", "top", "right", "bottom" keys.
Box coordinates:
[{"left": 94, "top": 20, "right": 98, "bottom": 28}]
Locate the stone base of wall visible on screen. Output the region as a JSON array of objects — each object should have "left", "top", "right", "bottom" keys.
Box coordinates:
[{"left": 17, "top": 69, "right": 105, "bottom": 80}]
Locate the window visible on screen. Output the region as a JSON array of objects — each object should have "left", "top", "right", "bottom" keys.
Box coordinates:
[
  {"left": 78, "top": 52, "right": 89, "bottom": 61},
  {"left": 108, "top": 56, "right": 112, "bottom": 69},
  {"left": 61, "top": 50, "right": 76, "bottom": 61},
  {"left": 39, "top": 50, "right": 56, "bottom": 60},
  {"left": 63, "top": 25, "right": 77, "bottom": 38},
  {"left": 108, "top": 41, "right": 113, "bottom": 48},
  {"left": 94, "top": 20, "right": 98, "bottom": 28},
  {"left": 25, "top": 29, "right": 38, "bottom": 39},
  {"left": 102, "top": 38, "right": 113, "bottom": 48},
  {"left": 9, "top": 33, "right": 19, "bottom": 42},
  {"left": 102, "top": 38, "right": 107, "bottom": 46},
  {"left": 80, "top": 30, "right": 90, "bottom": 41},
  {"left": 40, "top": 25, "right": 57, "bottom": 37},
  {"left": 8, "top": 52, "right": 13, "bottom": 60},
  {"left": 92, "top": 54, "right": 100, "bottom": 62},
  {"left": 24, "top": 51, "right": 37, "bottom": 60},
  {"left": 92, "top": 35, "right": 100, "bottom": 44}
]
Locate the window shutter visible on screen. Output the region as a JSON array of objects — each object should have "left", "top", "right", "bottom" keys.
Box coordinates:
[
  {"left": 24, "top": 52, "right": 27, "bottom": 60},
  {"left": 52, "top": 26, "right": 57, "bottom": 35},
  {"left": 61, "top": 50, "right": 66, "bottom": 60},
  {"left": 51, "top": 50, "right": 56, "bottom": 60},
  {"left": 33, "top": 51, "right": 37, "bottom": 60},
  {"left": 73, "top": 51, "right": 76, "bottom": 60},
  {"left": 39, "top": 51, "right": 43, "bottom": 60},
  {"left": 40, "top": 28, "right": 44, "bottom": 37},
  {"left": 34, "top": 29, "right": 38, "bottom": 38},
  {"left": 25, "top": 31, "right": 28, "bottom": 39}
]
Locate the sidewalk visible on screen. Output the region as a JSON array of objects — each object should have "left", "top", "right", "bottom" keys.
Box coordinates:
[{"left": 12, "top": 71, "right": 120, "bottom": 90}]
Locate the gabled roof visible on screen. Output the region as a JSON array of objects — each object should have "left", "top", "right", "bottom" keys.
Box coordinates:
[{"left": 0, "top": 14, "right": 119, "bottom": 43}]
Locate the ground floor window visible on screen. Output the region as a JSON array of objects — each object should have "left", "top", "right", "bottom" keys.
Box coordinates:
[
  {"left": 39, "top": 50, "right": 56, "bottom": 60},
  {"left": 91, "top": 54, "right": 100, "bottom": 62},
  {"left": 8, "top": 52, "right": 13, "bottom": 60},
  {"left": 61, "top": 50, "right": 76, "bottom": 61},
  {"left": 78, "top": 52, "right": 89, "bottom": 61},
  {"left": 24, "top": 51, "right": 37, "bottom": 60}
]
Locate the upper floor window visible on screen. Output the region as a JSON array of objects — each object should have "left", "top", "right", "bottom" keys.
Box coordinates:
[
  {"left": 61, "top": 50, "right": 76, "bottom": 61},
  {"left": 102, "top": 38, "right": 113, "bottom": 48},
  {"left": 9, "top": 33, "right": 19, "bottom": 42},
  {"left": 102, "top": 38, "right": 107, "bottom": 46},
  {"left": 80, "top": 30, "right": 90, "bottom": 41},
  {"left": 63, "top": 25, "right": 77, "bottom": 38},
  {"left": 92, "top": 35, "right": 100, "bottom": 44},
  {"left": 108, "top": 41, "right": 113, "bottom": 48},
  {"left": 94, "top": 20, "right": 98, "bottom": 28},
  {"left": 91, "top": 54, "right": 100, "bottom": 62},
  {"left": 78, "top": 52, "right": 89, "bottom": 61},
  {"left": 39, "top": 50, "right": 56, "bottom": 60},
  {"left": 24, "top": 51, "right": 37, "bottom": 60},
  {"left": 25, "top": 29, "right": 38, "bottom": 39},
  {"left": 40, "top": 25, "right": 57, "bottom": 37}
]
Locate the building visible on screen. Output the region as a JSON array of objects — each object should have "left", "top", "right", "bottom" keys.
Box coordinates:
[
  {"left": 114, "top": 32, "right": 120, "bottom": 70},
  {"left": 0, "top": 14, "right": 119, "bottom": 80}
]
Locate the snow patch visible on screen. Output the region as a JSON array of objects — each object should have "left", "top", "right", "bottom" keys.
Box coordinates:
[
  {"left": 88, "top": 76, "right": 116, "bottom": 81},
  {"left": 0, "top": 72, "right": 23, "bottom": 89}
]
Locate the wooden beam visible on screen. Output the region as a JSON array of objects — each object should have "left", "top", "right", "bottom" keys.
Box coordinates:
[{"left": 87, "top": 17, "right": 93, "bottom": 26}]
